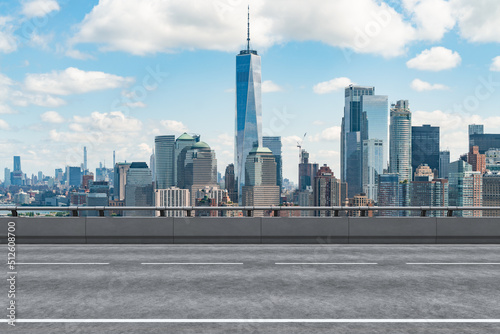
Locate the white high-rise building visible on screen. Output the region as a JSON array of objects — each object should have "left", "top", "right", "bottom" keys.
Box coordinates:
[{"left": 389, "top": 100, "right": 412, "bottom": 182}]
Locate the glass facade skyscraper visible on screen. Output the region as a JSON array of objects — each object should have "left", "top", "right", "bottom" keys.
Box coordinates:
[
  {"left": 154, "top": 135, "right": 175, "bottom": 189},
  {"left": 263, "top": 136, "right": 282, "bottom": 191},
  {"left": 389, "top": 100, "right": 412, "bottom": 182},
  {"left": 341, "top": 85, "right": 388, "bottom": 198},
  {"left": 235, "top": 14, "right": 262, "bottom": 204},
  {"left": 412, "top": 125, "right": 439, "bottom": 179}
]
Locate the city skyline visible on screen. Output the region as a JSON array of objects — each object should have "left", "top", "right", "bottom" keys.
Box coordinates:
[{"left": 1, "top": 0, "right": 500, "bottom": 183}]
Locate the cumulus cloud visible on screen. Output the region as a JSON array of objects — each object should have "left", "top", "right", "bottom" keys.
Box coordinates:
[
  {"left": 406, "top": 46, "right": 461, "bottom": 71},
  {"left": 24, "top": 67, "right": 134, "bottom": 95},
  {"left": 0, "top": 119, "right": 9, "bottom": 130},
  {"left": 403, "top": 0, "right": 455, "bottom": 41},
  {"left": 0, "top": 17, "right": 17, "bottom": 54},
  {"left": 70, "top": 0, "right": 417, "bottom": 58},
  {"left": 310, "top": 126, "right": 341, "bottom": 142},
  {"left": 452, "top": 0, "right": 500, "bottom": 43},
  {"left": 73, "top": 111, "right": 142, "bottom": 132},
  {"left": 261, "top": 80, "right": 283, "bottom": 93},
  {"left": 490, "top": 56, "right": 500, "bottom": 72},
  {"left": 22, "top": 0, "right": 60, "bottom": 18},
  {"left": 410, "top": 78, "right": 449, "bottom": 91},
  {"left": 313, "top": 77, "right": 354, "bottom": 94},
  {"left": 160, "top": 120, "right": 188, "bottom": 133},
  {"left": 41, "top": 110, "right": 64, "bottom": 123}
]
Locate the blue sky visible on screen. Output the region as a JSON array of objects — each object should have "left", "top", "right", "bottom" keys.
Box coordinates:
[{"left": 1, "top": 0, "right": 500, "bottom": 183}]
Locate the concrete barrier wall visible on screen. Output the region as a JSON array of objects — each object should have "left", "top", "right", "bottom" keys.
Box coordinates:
[{"left": 0, "top": 216, "right": 499, "bottom": 244}]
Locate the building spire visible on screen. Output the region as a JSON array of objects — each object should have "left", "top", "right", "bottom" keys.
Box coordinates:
[{"left": 247, "top": 5, "right": 250, "bottom": 51}]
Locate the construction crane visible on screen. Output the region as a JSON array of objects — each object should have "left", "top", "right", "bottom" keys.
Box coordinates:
[{"left": 296, "top": 133, "right": 307, "bottom": 159}]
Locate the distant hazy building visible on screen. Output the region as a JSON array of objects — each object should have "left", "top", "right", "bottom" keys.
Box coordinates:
[
  {"left": 242, "top": 147, "right": 280, "bottom": 216},
  {"left": 389, "top": 100, "right": 412, "bottom": 182},
  {"left": 66, "top": 166, "right": 82, "bottom": 187},
  {"left": 469, "top": 133, "right": 500, "bottom": 154},
  {"left": 263, "top": 136, "right": 282, "bottom": 191},
  {"left": 341, "top": 85, "right": 388, "bottom": 198},
  {"left": 439, "top": 151, "right": 450, "bottom": 179},
  {"left": 412, "top": 125, "right": 439, "bottom": 178},
  {"left": 11, "top": 156, "right": 24, "bottom": 186},
  {"left": 313, "top": 165, "right": 344, "bottom": 216},
  {"left": 175, "top": 133, "right": 198, "bottom": 186},
  {"left": 235, "top": 16, "right": 262, "bottom": 205},
  {"left": 125, "top": 162, "right": 154, "bottom": 216},
  {"left": 468, "top": 145, "right": 486, "bottom": 174},
  {"left": 3, "top": 168, "right": 10, "bottom": 187},
  {"left": 113, "top": 162, "right": 131, "bottom": 201},
  {"left": 155, "top": 187, "right": 190, "bottom": 217},
  {"left": 224, "top": 163, "right": 237, "bottom": 203},
  {"left": 298, "top": 149, "right": 319, "bottom": 191},
  {"left": 154, "top": 135, "right": 175, "bottom": 189},
  {"left": 410, "top": 178, "right": 448, "bottom": 216}
]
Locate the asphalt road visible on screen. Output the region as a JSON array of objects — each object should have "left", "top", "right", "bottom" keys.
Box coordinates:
[{"left": 3, "top": 245, "right": 500, "bottom": 333}]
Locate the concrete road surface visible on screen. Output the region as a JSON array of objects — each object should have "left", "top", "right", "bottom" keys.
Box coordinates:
[{"left": 3, "top": 244, "right": 500, "bottom": 333}]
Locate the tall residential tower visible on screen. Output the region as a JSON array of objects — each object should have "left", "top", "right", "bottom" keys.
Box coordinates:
[{"left": 389, "top": 100, "right": 412, "bottom": 182}]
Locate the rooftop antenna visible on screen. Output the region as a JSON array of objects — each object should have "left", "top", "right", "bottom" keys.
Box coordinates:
[{"left": 247, "top": 5, "right": 250, "bottom": 51}]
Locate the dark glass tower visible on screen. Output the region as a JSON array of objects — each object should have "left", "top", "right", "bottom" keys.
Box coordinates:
[
  {"left": 412, "top": 125, "right": 439, "bottom": 179},
  {"left": 235, "top": 8, "right": 262, "bottom": 204}
]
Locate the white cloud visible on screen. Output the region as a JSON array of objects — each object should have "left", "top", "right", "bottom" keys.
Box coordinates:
[
  {"left": 24, "top": 67, "right": 134, "bottom": 95},
  {"left": 406, "top": 47, "right": 461, "bottom": 71},
  {"left": 160, "top": 120, "right": 188, "bottom": 133},
  {"left": 313, "top": 77, "right": 354, "bottom": 94},
  {"left": 261, "top": 80, "right": 283, "bottom": 93},
  {"left": 22, "top": 0, "right": 60, "bottom": 18},
  {"left": 452, "top": 0, "right": 500, "bottom": 43},
  {"left": 70, "top": 0, "right": 417, "bottom": 58},
  {"left": 41, "top": 110, "right": 64, "bottom": 123},
  {"left": 224, "top": 88, "right": 235, "bottom": 93},
  {"left": 310, "top": 126, "right": 341, "bottom": 142},
  {"left": 0, "top": 119, "right": 9, "bottom": 130},
  {"left": 403, "top": 0, "right": 455, "bottom": 41},
  {"left": 318, "top": 150, "right": 340, "bottom": 158},
  {"left": 490, "top": 56, "right": 500, "bottom": 72},
  {"left": 410, "top": 78, "right": 449, "bottom": 91},
  {"left": 73, "top": 111, "right": 142, "bottom": 132},
  {"left": 312, "top": 120, "right": 325, "bottom": 126},
  {"left": 0, "top": 17, "right": 17, "bottom": 54},
  {"left": 65, "top": 48, "right": 95, "bottom": 60},
  {"left": 282, "top": 135, "right": 303, "bottom": 147}
]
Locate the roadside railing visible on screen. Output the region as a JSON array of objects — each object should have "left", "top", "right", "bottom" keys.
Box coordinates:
[{"left": 2, "top": 206, "right": 500, "bottom": 217}]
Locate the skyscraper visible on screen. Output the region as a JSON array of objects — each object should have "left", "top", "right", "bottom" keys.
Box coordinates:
[
  {"left": 182, "top": 141, "right": 218, "bottom": 204},
  {"left": 66, "top": 166, "right": 82, "bottom": 187},
  {"left": 377, "top": 173, "right": 400, "bottom": 216},
  {"left": 175, "top": 133, "right": 198, "bottom": 186},
  {"left": 448, "top": 160, "right": 482, "bottom": 217},
  {"left": 341, "top": 85, "right": 388, "bottom": 197},
  {"left": 113, "top": 162, "right": 131, "bottom": 201},
  {"left": 468, "top": 145, "right": 486, "bottom": 174},
  {"left": 313, "top": 165, "right": 344, "bottom": 216},
  {"left": 13, "top": 156, "right": 21, "bottom": 172},
  {"left": 125, "top": 162, "right": 154, "bottom": 216},
  {"left": 83, "top": 146, "right": 88, "bottom": 175},
  {"left": 235, "top": 8, "right": 262, "bottom": 204},
  {"left": 412, "top": 125, "right": 439, "bottom": 178},
  {"left": 389, "top": 100, "right": 412, "bottom": 182},
  {"left": 298, "top": 149, "right": 319, "bottom": 191},
  {"left": 4, "top": 168, "right": 11, "bottom": 187},
  {"left": 242, "top": 147, "right": 280, "bottom": 216},
  {"left": 362, "top": 139, "right": 384, "bottom": 202},
  {"left": 469, "top": 133, "right": 500, "bottom": 154},
  {"left": 439, "top": 150, "right": 450, "bottom": 179},
  {"left": 469, "top": 124, "right": 484, "bottom": 136},
  {"left": 154, "top": 135, "right": 175, "bottom": 189},
  {"left": 263, "top": 136, "right": 282, "bottom": 191},
  {"left": 224, "top": 163, "right": 237, "bottom": 203}
]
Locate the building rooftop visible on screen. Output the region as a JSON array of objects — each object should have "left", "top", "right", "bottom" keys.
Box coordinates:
[
  {"left": 177, "top": 133, "right": 194, "bottom": 141},
  {"left": 192, "top": 141, "right": 210, "bottom": 149}
]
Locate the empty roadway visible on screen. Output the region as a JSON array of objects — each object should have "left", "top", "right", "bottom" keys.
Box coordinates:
[{"left": 3, "top": 244, "right": 500, "bottom": 333}]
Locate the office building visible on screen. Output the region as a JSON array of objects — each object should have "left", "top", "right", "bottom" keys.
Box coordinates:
[
  {"left": 113, "top": 162, "right": 131, "bottom": 201},
  {"left": 410, "top": 178, "right": 448, "bottom": 216},
  {"left": 389, "top": 100, "right": 412, "bottom": 182},
  {"left": 263, "top": 136, "right": 282, "bottom": 191},
  {"left": 414, "top": 164, "right": 434, "bottom": 180},
  {"left": 483, "top": 172, "right": 500, "bottom": 217},
  {"left": 469, "top": 124, "right": 484, "bottom": 135},
  {"left": 469, "top": 133, "right": 500, "bottom": 154},
  {"left": 313, "top": 165, "right": 344, "bottom": 216},
  {"left": 155, "top": 187, "right": 190, "bottom": 217},
  {"left": 448, "top": 160, "right": 482, "bottom": 217},
  {"left": 224, "top": 163, "right": 237, "bottom": 203},
  {"left": 66, "top": 166, "right": 82, "bottom": 187},
  {"left": 4, "top": 168, "right": 10, "bottom": 187},
  {"left": 298, "top": 149, "right": 319, "bottom": 191},
  {"left": 11, "top": 156, "right": 24, "bottom": 186},
  {"left": 175, "top": 133, "right": 198, "bottom": 186},
  {"left": 150, "top": 151, "right": 155, "bottom": 183},
  {"left": 154, "top": 135, "right": 175, "bottom": 189},
  {"left": 377, "top": 173, "right": 400, "bottom": 216},
  {"left": 412, "top": 125, "right": 439, "bottom": 178},
  {"left": 182, "top": 141, "right": 218, "bottom": 203},
  {"left": 83, "top": 146, "right": 88, "bottom": 175},
  {"left": 235, "top": 10, "right": 262, "bottom": 204},
  {"left": 439, "top": 151, "right": 450, "bottom": 179},
  {"left": 242, "top": 147, "right": 280, "bottom": 216},
  {"left": 341, "top": 85, "right": 388, "bottom": 197},
  {"left": 468, "top": 145, "right": 486, "bottom": 174},
  {"left": 125, "top": 162, "right": 154, "bottom": 216},
  {"left": 347, "top": 193, "right": 374, "bottom": 217},
  {"left": 362, "top": 139, "right": 384, "bottom": 202}
]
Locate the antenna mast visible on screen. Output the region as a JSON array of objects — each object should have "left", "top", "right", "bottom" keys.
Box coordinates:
[{"left": 247, "top": 5, "right": 250, "bottom": 51}]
